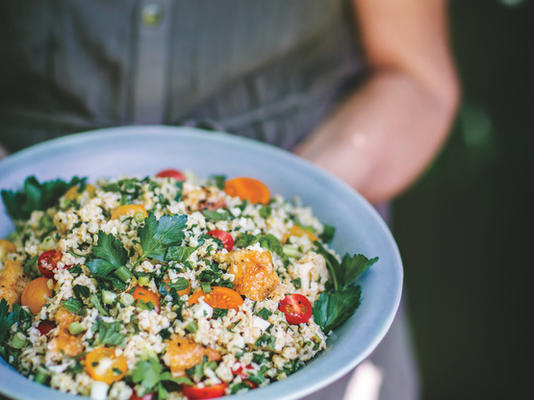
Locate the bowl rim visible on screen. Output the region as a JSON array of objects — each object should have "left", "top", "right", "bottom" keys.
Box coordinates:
[{"left": 0, "top": 125, "right": 403, "bottom": 400}]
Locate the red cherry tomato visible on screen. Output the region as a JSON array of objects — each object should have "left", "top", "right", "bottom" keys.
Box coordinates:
[
  {"left": 156, "top": 169, "right": 186, "bottom": 181},
  {"left": 130, "top": 391, "right": 153, "bottom": 400},
  {"left": 278, "top": 294, "right": 313, "bottom": 324},
  {"left": 207, "top": 230, "right": 234, "bottom": 252},
  {"left": 232, "top": 364, "right": 254, "bottom": 379},
  {"left": 37, "top": 320, "right": 56, "bottom": 336},
  {"left": 181, "top": 383, "right": 227, "bottom": 399},
  {"left": 38, "top": 250, "right": 69, "bottom": 278}
]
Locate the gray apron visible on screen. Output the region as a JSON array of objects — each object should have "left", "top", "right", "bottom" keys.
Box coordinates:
[{"left": 0, "top": 1, "right": 418, "bottom": 399}]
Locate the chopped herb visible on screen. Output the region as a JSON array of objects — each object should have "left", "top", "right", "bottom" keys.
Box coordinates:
[
  {"left": 87, "top": 231, "right": 127, "bottom": 278},
  {"left": 23, "top": 255, "right": 38, "bottom": 275},
  {"left": 259, "top": 234, "right": 283, "bottom": 256},
  {"left": 185, "top": 321, "right": 198, "bottom": 333},
  {"left": 231, "top": 382, "right": 251, "bottom": 394},
  {"left": 96, "top": 320, "right": 125, "bottom": 346},
  {"left": 62, "top": 298, "right": 83, "bottom": 314},
  {"left": 254, "top": 308, "right": 272, "bottom": 320},
  {"left": 211, "top": 174, "right": 226, "bottom": 190},
  {"left": 319, "top": 224, "right": 336, "bottom": 243},
  {"left": 252, "top": 352, "right": 265, "bottom": 364},
  {"left": 259, "top": 205, "right": 272, "bottom": 219},
  {"left": 292, "top": 277, "right": 302, "bottom": 289},
  {"left": 255, "top": 334, "right": 275, "bottom": 350},
  {"left": 234, "top": 233, "right": 257, "bottom": 248},
  {"left": 202, "top": 209, "right": 229, "bottom": 221},
  {"left": 168, "top": 277, "right": 189, "bottom": 292},
  {"left": 212, "top": 308, "right": 228, "bottom": 319},
  {"left": 73, "top": 284, "right": 90, "bottom": 299}
]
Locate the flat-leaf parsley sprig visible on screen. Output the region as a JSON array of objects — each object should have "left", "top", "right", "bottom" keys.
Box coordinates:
[{"left": 313, "top": 242, "right": 378, "bottom": 332}]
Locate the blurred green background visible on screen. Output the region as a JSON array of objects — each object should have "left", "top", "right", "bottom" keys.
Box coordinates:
[{"left": 393, "top": 0, "right": 533, "bottom": 398}]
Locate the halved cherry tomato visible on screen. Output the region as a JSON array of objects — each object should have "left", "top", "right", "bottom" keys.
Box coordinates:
[
  {"left": 132, "top": 285, "right": 161, "bottom": 312},
  {"left": 224, "top": 177, "right": 270, "bottom": 205},
  {"left": 38, "top": 249, "right": 69, "bottom": 278},
  {"left": 207, "top": 230, "right": 234, "bottom": 252},
  {"left": 21, "top": 277, "right": 53, "bottom": 314},
  {"left": 232, "top": 364, "right": 257, "bottom": 387},
  {"left": 181, "top": 382, "right": 227, "bottom": 399},
  {"left": 130, "top": 391, "right": 153, "bottom": 400},
  {"left": 278, "top": 294, "right": 313, "bottom": 324},
  {"left": 188, "top": 286, "right": 243, "bottom": 310},
  {"left": 156, "top": 169, "right": 186, "bottom": 181},
  {"left": 282, "top": 225, "right": 318, "bottom": 244},
  {"left": 37, "top": 320, "right": 56, "bottom": 336},
  {"left": 111, "top": 204, "right": 148, "bottom": 220},
  {"left": 85, "top": 347, "right": 128, "bottom": 384}
]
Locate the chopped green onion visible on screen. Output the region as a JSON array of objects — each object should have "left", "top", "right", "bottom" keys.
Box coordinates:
[
  {"left": 102, "top": 290, "right": 117, "bottom": 305},
  {"left": 34, "top": 367, "right": 50, "bottom": 384},
  {"left": 134, "top": 211, "right": 146, "bottom": 223},
  {"left": 8, "top": 332, "right": 26, "bottom": 349},
  {"left": 201, "top": 282, "right": 211, "bottom": 294},
  {"left": 114, "top": 266, "right": 133, "bottom": 282},
  {"left": 185, "top": 321, "right": 198, "bottom": 333},
  {"left": 120, "top": 292, "right": 134, "bottom": 306},
  {"left": 68, "top": 322, "right": 85, "bottom": 335},
  {"left": 282, "top": 245, "right": 298, "bottom": 257},
  {"left": 138, "top": 275, "right": 150, "bottom": 287}
]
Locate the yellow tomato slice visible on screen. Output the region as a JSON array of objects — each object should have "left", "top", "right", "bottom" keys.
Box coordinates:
[
  {"left": 85, "top": 347, "right": 127, "bottom": 384},
  {"left": 111, "top": 204, "right": 148, "bottom": 220},
  {"left": 21, "top": 277, "right": 52, "bottom": 314}
]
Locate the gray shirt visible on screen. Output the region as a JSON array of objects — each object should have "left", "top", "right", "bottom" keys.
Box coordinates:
[{"left": 0, "top": 0, "right": 366, "bottom": 152}]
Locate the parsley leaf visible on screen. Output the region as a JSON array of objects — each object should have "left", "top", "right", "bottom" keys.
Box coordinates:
[
  {"left": 138, "top": 213, "right": 187, "bottom": 261},
  {"left": 210, "top": 174, "right": 226, "bottom": 190},
  {"left": 339, "top": 253, "right": 379, "bottom": 288},
  {"left": 234, "top": 233, "right": 258, "bottom": 248},
  {"left": 254, "top": 308, "right": 272, "bottom": 320},
  {"left": 259, "top": 205, "right": 272, "bottom": 219},
  {"left": 165, "top": 245, "right": 195, "bottom": 263},
  {"left": 61, "top": 298, "right": 83, "bottom": 314},
  {"left": 259, "top": 234, "right": 283, "bottom": 257},
  {"left": 0, "top": 299, "right": 32, "bottom": 345},
  {"left": 87, "top": 231, "right": 127, "bottom": 278},
  {"left": 312, "top": 286, "right": 361, "bottom": 333},
  {"left": 97, "top": 320, "right": 125, "bottom": 346},
  {"left": 319, "top": 224, "right": 336, "bottom": 243},
  {"left": 132, "top": 356, "right": 193, "bottom": 399},
  {"left": 73, "top": 284, "right": 90, "bottom": 298},
  {"left": 212, "top": 308, "right": 228, "bottom": 319},
  {"left": 203, "top": 210, "right": 229, "bottom": 221},
  {"left": 1, "top": 176, "right": 86, "bottom": 220}
]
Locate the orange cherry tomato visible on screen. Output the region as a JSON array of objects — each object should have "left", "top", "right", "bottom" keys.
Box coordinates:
[
  {"left": 132, "top": 285, "right": 161, "bottom": 312},
  {"left": 282, "top": 225, "right": 318, "bottom": 244},
  {"left": 111, "top": 204, "right": 148, "bottom": 220},
  {"left": 181, "top": 382, "right": 227, "bottom": 399},
  {"left": 279, "top": 294, "right": 313, "bottom": 324},
  {"left": 85, "top": 347, "right": 128, "bottom": 384},
  {"left": 38, "top": 249, "right": 70, "bottom": 278},
  {"left": 224, "top": 177, "right": 270, "bottom": 205},
  {"left": 156, "top": 169, "right": 186, "bottom": 181},
  {"left": 207, "top": 230, "right": 234, "bottom": 252},
  {"left": 188, "top": 286, "right": 243, "bottom": 310},
  {"left": 21, "top": 277, "right": 53, "bottom": 314},
  {"left": 65, "top": 184, "right": 97, "bottom": 201}
]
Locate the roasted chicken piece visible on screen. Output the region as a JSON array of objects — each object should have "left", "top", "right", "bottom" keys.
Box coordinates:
[
  {"left": 183, "top": 186, "right": 226, "bottom": 212},
  {"left": 225, "top": 249, "right": 280, "bottom": 301}
]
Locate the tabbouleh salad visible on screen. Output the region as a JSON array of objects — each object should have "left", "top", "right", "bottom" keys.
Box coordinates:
[{"left": 0, "top": 169, "right": 377, "bottom": 400}]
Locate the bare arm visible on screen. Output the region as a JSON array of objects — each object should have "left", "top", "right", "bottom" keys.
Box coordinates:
[{"left": 295, "top": 0, "right": 459, "bottom": 202}]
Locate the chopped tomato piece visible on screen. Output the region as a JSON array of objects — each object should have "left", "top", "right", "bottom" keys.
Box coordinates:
[
  {"left": 181, "top": 382, "right": 227, "bottom": 399},
  {"left": 38, "top": 249, "right": 69, "bottom": 278},
  {"left": 132, "top": 285, "right": 161, "bottom": 312},
  {"left": 130, "top": 391, "right": 153, "bottom": 400},
  {"left": 21, "top": 277, "right": 53, "bottom": 314},
  {"left": 224, "top": 177, "right": 270, "bottom": 205},
  {"left": 188, "top": 286, "right": 243, "bottom": 310},
  {"left": 207, "top": 230, "right": 234, "bottom": 252},
  {"left": 282, "top": 225, "right": 318, "bottom": 244},
  {"left": 165, "top": 336, "right": 221, "bottom": 376},
  {"left": 85, "top": 347, "right": 128, "bottom": 384},
  {"left": 156, "top": 169, "right": 186, "bottom": 181},
  {"left": 111, "top": 204, "right": 148, "bottom": 220},
  {"left": 37, "top": 320, "right": 56, "bottom": 335},
  {"left": 279, "top": 294, "right": 313, "bottom": 324}
]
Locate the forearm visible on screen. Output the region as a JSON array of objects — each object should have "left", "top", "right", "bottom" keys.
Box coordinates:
[{"left": 296, "top": 69, "right": 458, "bottom": 202}]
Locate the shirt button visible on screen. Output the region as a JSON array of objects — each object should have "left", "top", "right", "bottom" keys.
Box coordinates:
[{"left": 142, "top": 4, "right": 163, "bottom": 27}]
